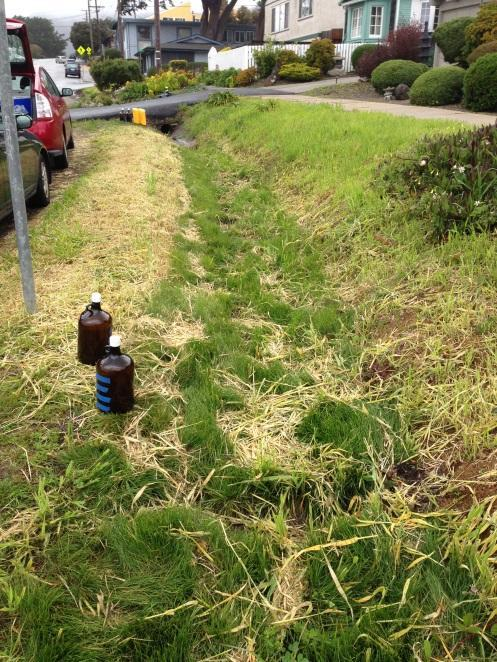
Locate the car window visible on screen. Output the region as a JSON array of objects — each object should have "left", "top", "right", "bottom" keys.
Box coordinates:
[
  {"left": 8, "top": 34, "right": 26, "bottom": 63},
  {"left": 42, "top": 69, "right": 61, "bottom": 97}
]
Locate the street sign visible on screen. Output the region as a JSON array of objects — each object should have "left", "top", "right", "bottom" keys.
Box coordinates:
[
  {"left": 86, "top": 47, "right": 92, "bottom": 56},
  {"left": 77, "top": 45, "right": 86, "bottom": 56}
]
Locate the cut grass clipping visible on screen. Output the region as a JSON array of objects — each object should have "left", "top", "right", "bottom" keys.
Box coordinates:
[{"left": 1, "top": 100, "right": 496, "bottom": 659}]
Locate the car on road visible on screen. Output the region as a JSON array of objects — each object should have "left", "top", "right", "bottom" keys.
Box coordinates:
[
  {"left": 55, "top": 55, "right": 66, "bottom": 64},
  {"left": 65, "top": 62, "right": 81, "bottom": 78},
  {"left": 0, "top": 114, "right": 51, "bottom": 222}
]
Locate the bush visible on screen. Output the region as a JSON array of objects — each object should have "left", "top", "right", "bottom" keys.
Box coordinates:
[
  {"left": 305, "top": 38, "right": 335, "bottom": 74},
  {"left": 371, "top": 59, "right": 428, "bottom": 92},
  {"left": 146, "top": 69, "right": 191, "bottom": 95},
  {"left": 206, "top": 91, "right": 239, "bottom": 106},
  {"left": 410, "top": 66, "right": 465, "bottom": 105},
  {"left": 351, "top": 44, "right": 377, "bottom": 70},
  {"left": 463, "top": 52, "right": 497, "bottom": 111},
  {"left": 90, "top": 58, "right": 142, "bottom": 91},
  {"left": 433, "top": 17, "right": 474, "bottom": 65},
  {"left": 276, "top": 49, "right": 303, "bottom": 66},
  {"left": 467, "top": 40, "right": 497, "bottom": 64},
  {"left": 465, "top": 1, "right": 497, "bottom": 52},
  {"left": 103, "top": 48, "right": 122, "bottom": 60},
  {"left": 383, "top": 124, "right": 497, "bottom": 237},
  {"left": 356, "top": 45, "right": 391, "bottom": 79},
  {"left": 199, "top": 68, "right": 238, "bottom": 87},
  {"left": 169, "top": 59, "right": 188, "bottom": 71},
  {"left": 278, "top": 63, "right": 321, "bottom": 81},
  {"left": 234, "top": 67, "right": 257, "bottom": 86},
  {"left": 116, "top": 80, "right": 149, "bottom": 102},
  {"left": 253, "top": 43, "right": 278, "bottom": 77},
  {"left": 387, "top": 23, "right": 423, "bottom": 61}
]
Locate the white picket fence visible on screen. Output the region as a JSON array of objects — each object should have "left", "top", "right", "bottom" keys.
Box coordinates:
[{"left": 208, "top": 41, "right": 368, "bottom": 74}]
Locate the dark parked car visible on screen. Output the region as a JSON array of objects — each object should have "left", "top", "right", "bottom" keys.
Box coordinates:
[
  {"left": 65, "top": 62, "right": 81, "bottom": 79},
  {"left": 0, "top": 115, "right": 51, "bottom": 222}
]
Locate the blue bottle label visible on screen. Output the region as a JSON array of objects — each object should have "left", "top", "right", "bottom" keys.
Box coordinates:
[{"left": 96, "top": 372, "right": 112, "bottom": 412}]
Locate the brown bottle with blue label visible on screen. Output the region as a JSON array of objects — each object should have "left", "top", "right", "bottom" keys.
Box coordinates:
[
  {"left": 96, "top": 335, "right": 134, "bottom": 414},
  {"left": 78, "top": 292, "right": 112, "bottom": 365}
]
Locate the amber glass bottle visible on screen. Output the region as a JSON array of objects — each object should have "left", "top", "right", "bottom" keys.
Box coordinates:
[
  {"left": 96, "top": 335, "right": 134, "bottom": 414},
  {"left": 78, "top": 293, "right": 112, "bottom": 365}
]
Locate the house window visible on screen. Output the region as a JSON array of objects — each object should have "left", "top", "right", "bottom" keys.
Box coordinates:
[
  {"left": 350, "top": 7, "right": 363, "bottom": 39},
  {"left": 299, "top": 0, "right": 312, "bottom": 18},
  {"left": 420, "top": 1, "right": 430, "bottom": 30},
  {"left": 369, "top": 6, "right": 383, "bottom": 37},
  {"left": 137, "top": 25, "right": 151, "bottom": 51},
  {"left": 271, "top": 3, "right": 289, "bottom": 32},
  {"left": 433, "top": 6, "right": 440, "bottom": 30},
  {"left": 177, "top": 27, "right": 192, "bottom": 39}
]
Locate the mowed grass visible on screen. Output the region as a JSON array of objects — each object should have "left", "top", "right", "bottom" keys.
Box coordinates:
[{"left": 1, "top": 101, "right": 497, "bottom": 660}]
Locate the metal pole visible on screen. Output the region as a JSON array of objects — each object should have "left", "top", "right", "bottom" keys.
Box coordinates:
[
  {"left": 154, "top": 0, "right": 161, "bottom": 70},
  {"left": 0, "top": 0, "right": 36, "bottom": 313},
  {"left": 87, "top": 0, "right": 94, "bottom": 54}
]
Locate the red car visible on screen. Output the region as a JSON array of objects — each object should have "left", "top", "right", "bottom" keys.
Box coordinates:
[{"left": 8, "top": 18, "right": 74, "bottom": 169}]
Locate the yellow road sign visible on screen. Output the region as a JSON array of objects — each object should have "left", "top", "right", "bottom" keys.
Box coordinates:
[
  {"left": 86, "top": 47, "right": 92, "bottom": 56},
  {"left": 77, "top": 46, "right": 86, "bottom": 56}
]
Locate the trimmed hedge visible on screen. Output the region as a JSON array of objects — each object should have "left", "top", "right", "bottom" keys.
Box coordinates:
[
  {"left": 351, "top": 44, "right": 377, "bottom": 70},
  {"left": 410, "top": 66, "right": 465, "bottom": 106},
  {"left": 276, "top": 49, "right": 303, "bottom": 66},
  {"left": 433, "top": 17, "right": 474, "bottom": 64},
  {"left": 371, "top": 59, "right": 428, "bottom": 93},
  {"left": 90, "top": 58, "right": 142, "bottom": 91},
  {"left": 278, "top": 63, "right": 321, "bottom": 81},
  {"left": 467, "top": 40, "right": 497, "bottom": 64},
  {"left": 463, "top": 52, "right": 497, "bottom": 111},
  {"left": 305, "top": 38, "right": 335, "bottom": 74}
]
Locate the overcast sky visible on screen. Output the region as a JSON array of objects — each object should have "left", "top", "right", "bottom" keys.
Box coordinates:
[{"left": 6, "top": 0, "right": 148, "bottom": 25}]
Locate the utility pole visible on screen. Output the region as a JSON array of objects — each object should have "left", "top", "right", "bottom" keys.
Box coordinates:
[
  {"left": 0, "top": 0, "right": 36, "bottom": 313},
  {"left": 154, "top": 0, "right": 161, "bottom": 70},
  {"left": 94, "top": 0, "right": 104, "bottom": 56},
  {"left": 87, "top": 0, "right": 94, "bottom": 54},
  {"left": 117, "top": 0, "right": 124, "bottom": 57}
]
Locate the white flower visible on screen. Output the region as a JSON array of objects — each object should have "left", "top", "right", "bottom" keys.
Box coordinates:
[
  {"left": 420, "top": 159, "right": 427, "bottom": 166},
  {"left": 475, "top": 200, "right": 482, "bottom": 206},
  {"left": 458, "top": 165, "right": 465, "bottom": 174}
]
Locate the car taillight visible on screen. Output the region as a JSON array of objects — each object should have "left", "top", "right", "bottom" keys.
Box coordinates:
[{"left": 35, "top": 92, "right": 53, "bottom": 119}]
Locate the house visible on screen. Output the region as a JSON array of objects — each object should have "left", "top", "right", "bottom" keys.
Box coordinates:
[
  {"left": 122, "top": 4, "right": 256, "bottom": 71},
  {"left": 339, "top": 0, "right": 438, "bottom": 43},
  {"left": 432, "top": 0, "right": 484, "bottom": 65},
  {"left": 264, "top": 0, "right": 344, "bottom": 43}
]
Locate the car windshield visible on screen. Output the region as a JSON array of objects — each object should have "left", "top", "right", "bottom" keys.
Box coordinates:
[{"left": 8, "top": 34, "right": 26, "bottom": 64}]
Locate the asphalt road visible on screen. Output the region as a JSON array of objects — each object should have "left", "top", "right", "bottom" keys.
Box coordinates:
[
  {"left": 34, "top": 58, "right": 94, "bottom": 92},
  {"left": 71, "top": 86, "right": 292, "bottom": 121}
]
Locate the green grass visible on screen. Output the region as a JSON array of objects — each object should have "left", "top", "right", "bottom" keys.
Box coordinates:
[{"left": 1, "top": 102, "right": 497, "bottom": 659}]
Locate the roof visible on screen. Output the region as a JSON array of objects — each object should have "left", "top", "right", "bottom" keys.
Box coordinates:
[{"left": 137, "top": 33, "right": 223, "bottom": 55}]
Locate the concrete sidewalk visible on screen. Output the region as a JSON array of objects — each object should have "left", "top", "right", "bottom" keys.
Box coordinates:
[
  {"left": 274, "top": 76, "right": 360, "bottom": 94},
  {"left": 260, "top": 94, "right": 497, "bottom": 126}
]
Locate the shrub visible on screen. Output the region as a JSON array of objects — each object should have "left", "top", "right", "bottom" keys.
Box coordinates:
[
  {"left": 90, "top": 58, "right": 142, "bottom": 91},
  {"left": 387, "top": 23, "right": 423, "bottom": 61},
  {"left": 276, "top": 49, "right": 303, "bottom": 66},
  {"left": 371, "top": 59, "right": 428, "bottom": 92},
  {"left": 465, "top": 1, "right": 497, "bottom": 52},
  {"left": 234, "top": 67, "right": 257, "bottom": 86},
  {"left": 467, "top": 40, "right": 497, "bottom": 64},
  {"left": 278, "top": 63, "right": 321, "bottom": 81},
  {"left": 146, "top": 69, "right": 191, "bottom": 95},
  {"left": 463, "top": 52, "right": 497, "bottom": 111},
  {"left": 351, "top": 44, "right": 377, "bottom": 70},
  {"left": 356, "top": 45, "right": 391, "bottom": 79},
  {"left": 410, "top": 66, "right": 465, "bottom": 105},
  {"left": 383, "top": 124, "right": 497, "bottom": 237},
  {"left": 103, "top": 47, "right": 122, "bottom": 60},
  {"left": 116, "top": 80, "right": 149, "bottom": 102},
  {"left": 169, "top": 59, "right": 188, "bottom": 71},
  {"left": 199, "top": 68, "right": 238, "bottom": 87},
  {"left": 433, "top": 17, "right": 473, "bottom": 65},
  {"left": 206, "top": 91, "right": 239, "bottom": 106},
  {"left": 305, "top": 38, "right": 335, "bottom": 74},
  {"left": 253, "top": 43, "right": 278, "bottom": 77}
]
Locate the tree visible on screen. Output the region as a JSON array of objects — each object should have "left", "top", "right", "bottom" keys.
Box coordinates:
[
  {"left": 255, "top": 0, "right": 265, "bottom": 42},
  {"left": 200, "top": 0, "right": 240, "bottom": 40},
  {"left": 70, "top": 19, "right": 114, "bottom": 55},
  {"left": 13, "top": 16, "right": 66, "bottom": 57},
  {"left": 233, "top": 5, "right": 259, "bottom": 23}
]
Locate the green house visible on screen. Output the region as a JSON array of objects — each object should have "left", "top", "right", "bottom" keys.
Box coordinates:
[{"left": 339, "top": 0, "right": 437, "bottom": 43}]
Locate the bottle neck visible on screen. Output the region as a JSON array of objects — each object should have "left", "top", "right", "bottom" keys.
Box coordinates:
[
  {"left": 108, "top": 346, "right": 122, "bottom": 356},
  {"left": 90, "top": 302, "right": 102, "bottom": 311}
]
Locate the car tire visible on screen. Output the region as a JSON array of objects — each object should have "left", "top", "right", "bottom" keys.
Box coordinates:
[
  {"left": 31, "top": 157, "right": 50, "bottom": 208},
  {"left": 55, "top": 135, "right": 69, "bottom": 169},
  {"left": 67, "top": 132, "right": 75, "bottom": 150}
]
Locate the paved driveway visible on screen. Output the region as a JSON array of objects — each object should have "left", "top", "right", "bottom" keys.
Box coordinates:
[{"left": 34, "top": 58, "right": 94, "bottom": 92}]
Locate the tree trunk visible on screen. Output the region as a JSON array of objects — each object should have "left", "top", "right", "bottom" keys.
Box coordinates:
[
  {"left": 200, "top": 0, "right": 239, "bottom": 41},
  {"left": 215, "top": 0, "right": 238, "bottom": 41},
  {"left": 255, "top": 0, "right": 266, "bottom": 42}
]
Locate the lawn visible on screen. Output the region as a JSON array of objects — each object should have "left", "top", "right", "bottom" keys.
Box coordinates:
[{"left": 1, "top": 101, "right": 497, "bottom": 660}]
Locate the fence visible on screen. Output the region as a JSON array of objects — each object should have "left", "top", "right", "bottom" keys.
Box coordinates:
[{"left": 208, "top": 41, "right": 369, "bottom": 74}]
